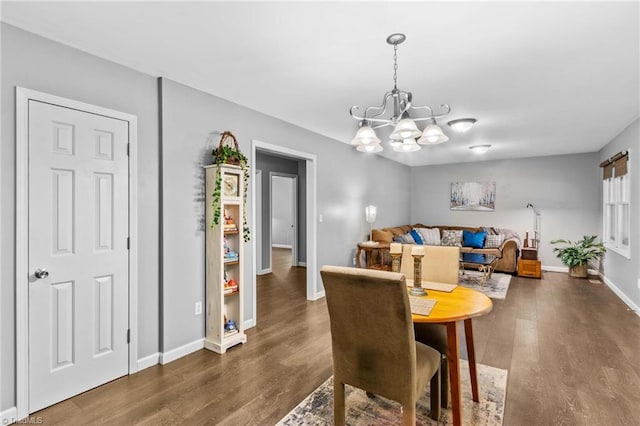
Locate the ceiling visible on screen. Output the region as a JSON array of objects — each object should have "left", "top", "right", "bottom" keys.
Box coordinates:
[{"left": 2, "top": 1, "right": 638, "bottom": 166}]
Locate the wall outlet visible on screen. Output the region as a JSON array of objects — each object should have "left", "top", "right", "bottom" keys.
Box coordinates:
[
  {"left": 195, "top": 301, "right": 203, "bottom": 315},
  {"left": 637, "top": 278, "right": 640, "bottom": 289},
  {"left": 352, "top": 257, "right": 356, "bottom": 266}
]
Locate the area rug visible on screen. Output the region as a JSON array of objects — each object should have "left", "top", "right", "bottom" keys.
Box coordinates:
[
  {"left": 277, "top": 360, "right": 507, "bottom": 426},
  {"left": 459, "top": 271, "right": 511, "bottom": 300}
]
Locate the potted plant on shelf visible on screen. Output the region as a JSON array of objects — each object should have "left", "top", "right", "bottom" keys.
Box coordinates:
[
  {"left": 550, "top": 235, "right": 606, "bottom": 278},
  {"left": 211, "top": 131, "right": 250, "bottom": 242}
]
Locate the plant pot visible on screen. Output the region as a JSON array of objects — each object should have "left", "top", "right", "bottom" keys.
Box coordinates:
[{"left": 569, "top": 263, "right": 588, "bottom": 278}]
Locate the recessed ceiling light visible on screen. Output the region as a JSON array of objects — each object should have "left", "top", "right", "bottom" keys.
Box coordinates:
[
  {"left": 469, "top": 144, "right": 491, "bottom": 154},
  {"left": 448, "top": 118, "right": 477, "bottom": 133}
]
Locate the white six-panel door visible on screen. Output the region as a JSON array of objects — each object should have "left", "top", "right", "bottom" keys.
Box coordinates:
[{"left": 27, "top": 100, "right": 129, "bottom": 412}]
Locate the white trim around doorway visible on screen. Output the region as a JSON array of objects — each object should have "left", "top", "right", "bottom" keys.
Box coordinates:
[
  {"left": 15, "top": 87, "right": 139, "bottom": 419},
  {"left": 250, "top": 140, "right": 319, "bottom": 328}
]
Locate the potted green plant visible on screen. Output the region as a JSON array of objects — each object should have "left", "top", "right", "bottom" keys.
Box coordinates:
[
  {"left": 550, "top": 235, "right": 605, "bottom": 278},
  {"left": 211, "top": 131, "right": 250, "bottom": 242}
]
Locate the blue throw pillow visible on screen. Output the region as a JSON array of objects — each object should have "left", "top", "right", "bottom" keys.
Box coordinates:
[
  {"left": 409, "top": 229, "right": 424, "bottom": 245},
  {"left": 463, "top": 230, "right": 486, "bottom": 248}
]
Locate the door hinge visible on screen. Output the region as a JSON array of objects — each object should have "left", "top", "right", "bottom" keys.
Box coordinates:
[
  {"left": 127, "top": 237, "right": 130, "bottom": 250},
  {"left": 127, "top": 329, "right": 131, "bottom": 344}
]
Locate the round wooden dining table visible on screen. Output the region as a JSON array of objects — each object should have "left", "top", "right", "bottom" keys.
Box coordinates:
[{"left": 411, "top": 286, "right": 493, "bottom": 426}]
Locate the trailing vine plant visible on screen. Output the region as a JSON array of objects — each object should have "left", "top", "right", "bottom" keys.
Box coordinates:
[{"left": 211, "top": 131, "right": 251, "bottom": 242}]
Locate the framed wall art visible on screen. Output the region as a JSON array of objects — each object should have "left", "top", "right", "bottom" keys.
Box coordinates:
[{"left": 450, "top": 181, "right": 496, "bottom": 211}]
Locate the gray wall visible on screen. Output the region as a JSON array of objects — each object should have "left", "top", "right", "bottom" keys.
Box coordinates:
[
  {"left": 255, "top": 152, "right": 302, "bottom": 269},
  {"left": 271, "top": 176, "right": 295, "bottom": 247},
  {"left": 1, "top": 24, "right": 160, "bottom": 410},
  {"left": 599, "top": 118, "right": 639, "bottom": 307},
  {"left": 159, "top": 77, "right": 412, "bottom": 349},
  {"left": 410, "top": 153, "right": 601, "bottom": 267}
]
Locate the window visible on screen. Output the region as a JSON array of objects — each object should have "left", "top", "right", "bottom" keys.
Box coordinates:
[{"left": 601, "top": 151, "right": 630, "bottom": 258}]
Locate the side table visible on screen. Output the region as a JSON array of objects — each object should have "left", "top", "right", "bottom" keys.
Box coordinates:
[
  {"left": 517, "top": 258, "right": 541, "bottom": 278},
  {"left": 355, "top": 242, "right": 390, "bottom": 270}
]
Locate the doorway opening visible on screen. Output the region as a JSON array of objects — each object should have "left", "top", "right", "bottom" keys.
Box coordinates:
[{"left": 251, "top": 140, "right": 319, "bottom": 328}]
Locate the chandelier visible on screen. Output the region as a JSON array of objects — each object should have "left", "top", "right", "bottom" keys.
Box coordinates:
[{"left": 349, "top": 33, "right": 474, "bottom": 153}]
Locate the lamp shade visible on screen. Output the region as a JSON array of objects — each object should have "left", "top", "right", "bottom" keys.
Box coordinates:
[
  {"left": 356, "top": 143, "right": 383, "bottom": 153},
  {"left": 365, "top": 205, "right": 377, "bottom": 223},
  {"left": 392, "top": 138, "right": 421, "bottom": 152},
  {"left": 351, "top": 124, "right": 381, "bottom": 146},
  {"left": 417, "top": 122, "right": 449, "bottom": 145},
  {"left": 390, "top": 117, "right": 422, "bottom": 140}
]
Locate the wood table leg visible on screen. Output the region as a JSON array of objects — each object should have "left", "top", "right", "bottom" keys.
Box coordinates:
[
  {"left": 446, "top": 322, "right": 462, "bottom": 426},
  {"left": 464, "top": 319, "right": 480, "bottom": 402}
]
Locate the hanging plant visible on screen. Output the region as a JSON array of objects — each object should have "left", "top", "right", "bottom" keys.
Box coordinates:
[{"left": 211, "top": 131, "right": 250, "bottom": 242}]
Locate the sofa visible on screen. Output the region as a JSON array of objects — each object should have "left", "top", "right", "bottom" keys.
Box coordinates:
[{"left": 370, "top": 224, "right": 520, "bottom": 274}]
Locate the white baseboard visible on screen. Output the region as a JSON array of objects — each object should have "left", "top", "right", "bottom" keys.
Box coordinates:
[
  {"left": 160, "top": 338, "right": 204, "bottom": 365},
  {"left": 244, "top": 318, "right": 255, "bottom": 330},
  {"left": 600, "top": 274, "right": 640, "bottom": 317},
  {"left": 272, "top": 244, "right": 292, "bottom": 249},
  {"left": 542, "top": 265, "right": 599, "bottom": 275},
  {"left": 297, "top": 261, "right": 307, "bottom": 267},
  {"left": 308, "top": 290, "right": 325, "bottom": 301},
  {"left": 1, "top": 407, "right": 17, "bottom": 425},
  {"left": 136, "top": 352, "right": 160, "bottom": 371},
  {"left": 257, "top": 268, "right": 272, "bottom": 275}
]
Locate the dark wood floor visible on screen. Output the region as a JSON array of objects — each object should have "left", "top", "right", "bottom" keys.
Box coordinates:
[{"left": 34, "top": 248, "right": 640, "bottom": 425}]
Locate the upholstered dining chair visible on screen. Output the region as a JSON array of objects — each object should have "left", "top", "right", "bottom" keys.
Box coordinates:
[
  {"left": 400, "top": 244, "right": 461, "bottom": 408},
  {"left": 320, "top": 265, "right": 441, "bottom": 425}
]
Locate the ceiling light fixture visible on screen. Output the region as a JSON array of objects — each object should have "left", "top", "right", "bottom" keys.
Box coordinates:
[
  {"left": 469, "top": 144, "right": 491, "bottom": 154},
  {"left": 448, "top": 118, "right": 477, "bottom": 133},
  {"left": 350, "top": 33, "right": 460, "bottom": 152}
]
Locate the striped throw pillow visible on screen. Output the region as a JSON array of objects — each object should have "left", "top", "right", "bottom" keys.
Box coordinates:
[{"left": 416, "top": 228, "right": 441, "bottom": 246}]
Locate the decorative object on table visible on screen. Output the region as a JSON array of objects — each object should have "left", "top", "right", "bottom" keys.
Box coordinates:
[
  {"left": 550, "top": 235, "right": 606, "bottom": 278},
  {"left": 211, "top": 131, "right": 250, "bottom": 242},
  {"left": 389, "top": 242, "right": 402, "bottom": 272},
  {"left": 348, "top": 33, "right": 476, "bottom": 154},
  {"left": 277, "top": 360, "right": 508, "bottom": 426},
  {"left": 361, "top": 205, "right": 378, "bottom": 246},
  {"left": 450, "top": 182, "right": 496, "bottom": 211},
  {"left": 410, "top": 246, "right": 426, "bottom": 296}
]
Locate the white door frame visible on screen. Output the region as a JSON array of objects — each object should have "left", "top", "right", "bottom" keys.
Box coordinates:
[
  {"left": 15, "top": 87, "right": 139, "bottom": 418},
  {"left": 251, "top": 140, "right": 319, "bottom": 327},
  {"left": 269, "top": 172, "right": 298, "bottom": 267}
]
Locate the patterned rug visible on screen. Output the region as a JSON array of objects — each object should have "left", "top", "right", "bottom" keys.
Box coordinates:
[
  {"left": 459, "top": 271, "right": 511, "bottom": 299},
  {"left": 278, "top": 360, "right": 507, "bottom": 426}
]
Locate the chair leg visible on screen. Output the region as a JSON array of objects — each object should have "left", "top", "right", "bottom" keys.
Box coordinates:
[
  {"left": 441, "top": 356, "right": 450, "bottom": 408},
  {"left": 429, "top": 368, "right": 441, "bottom": 421},
  {"left": 402, "top": 405, "right": 416, "bottom": 426},
  {"left": 333, "top": 380, "right": 345, "bottom": 426}
]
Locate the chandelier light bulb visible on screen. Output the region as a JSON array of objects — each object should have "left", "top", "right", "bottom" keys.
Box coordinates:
[
  {"left": 418, "top": 122, "right": 449, "bottom": 145},
  {"left": 393, "top": 139, "right": 421, "bottom": 152},
  {"left": 390, "top": 117, "right": 422, "bottom": 140},
  {"left": 357, "top": 143, "right": 383, "bottom": 153},
  {"left": 351, "top": 124, "right": 381, "bottom": 146}
]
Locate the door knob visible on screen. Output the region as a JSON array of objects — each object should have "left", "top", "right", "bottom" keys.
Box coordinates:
[{"left": 34, "top": 268, "right": 49, "bottom": 279}]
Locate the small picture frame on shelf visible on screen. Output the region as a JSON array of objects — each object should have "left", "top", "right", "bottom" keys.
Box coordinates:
[{"left": 223, "top": 173, "right": 240, "bottom": 197}]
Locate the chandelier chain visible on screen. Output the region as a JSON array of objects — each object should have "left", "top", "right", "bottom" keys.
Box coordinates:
[{"left": 393, "top": 44, "right": 398, "bottom": 90}]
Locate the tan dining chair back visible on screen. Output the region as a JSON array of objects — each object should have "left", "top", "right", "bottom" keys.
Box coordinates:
[
  {"left": 400, "top": 245, "right": 461, "bottom": 284},
  {"left": 320, "top": 265, "right": 441, "bottom": 425}
]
